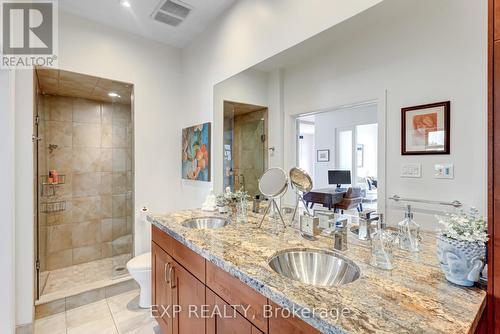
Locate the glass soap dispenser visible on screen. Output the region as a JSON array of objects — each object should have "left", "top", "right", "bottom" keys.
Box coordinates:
[
  {"left": 398, "top": 205, "right": 420, "bottom": 252},
  {"left": 370, "top": 214, "right": 395, "bottom": 270}
]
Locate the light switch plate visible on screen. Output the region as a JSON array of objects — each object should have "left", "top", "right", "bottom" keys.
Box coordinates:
[
  {"left": 401, "top": 163, "right": 421, "bottom": 178},
  {"left": 435, "top": 164, "right": 454, "bottom": 179}
]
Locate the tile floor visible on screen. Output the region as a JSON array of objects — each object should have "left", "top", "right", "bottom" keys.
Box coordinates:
[
  {"left": 34, "top": 290, "right": 160, "bottom": 334},
  {"left": 39, "top": 254, "right": 132, "bottom": 303}
]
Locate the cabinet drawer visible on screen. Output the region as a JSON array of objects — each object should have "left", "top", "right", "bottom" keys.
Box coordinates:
[
  {"left": 206, "top": 261, "right": 268, "bottom": 333},
  {"left": 152, "top": 225, "right": 205, "bottom": 283}
]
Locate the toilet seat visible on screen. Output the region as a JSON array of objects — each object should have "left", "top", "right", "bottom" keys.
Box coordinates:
[{"left": 127, "top": 252, "right": 151, "bottom": 271}]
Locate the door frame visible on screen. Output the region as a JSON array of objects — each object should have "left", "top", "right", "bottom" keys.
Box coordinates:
[{"left": 289, "top": 94, "right": 386, "bottom": 214}]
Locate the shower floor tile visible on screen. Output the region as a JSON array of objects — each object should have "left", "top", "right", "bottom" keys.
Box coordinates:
[{"left": 39, "top": 254, "right": 132, "bottom": 304}]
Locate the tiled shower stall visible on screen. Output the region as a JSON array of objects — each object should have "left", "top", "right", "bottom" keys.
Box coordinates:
[{"left": 37, "top": 94, "right": 133, "bottom": 300}]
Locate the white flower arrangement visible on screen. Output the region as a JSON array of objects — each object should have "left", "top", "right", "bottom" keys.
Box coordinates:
[
  {"left": 216, "top": 188, "right": 249, "bottom": 207},
  {"left": 436, "top": 208, "right": 488, "bottom": 244}
]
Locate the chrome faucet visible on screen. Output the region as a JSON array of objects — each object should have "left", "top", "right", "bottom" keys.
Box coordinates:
[{"left": 333, "top": 220, "right": 348, "bottom": 251}]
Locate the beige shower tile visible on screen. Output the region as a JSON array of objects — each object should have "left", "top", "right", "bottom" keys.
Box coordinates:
[
  {"left": 73, "top": 244, "right": 101, "bottom": 265},
  {"left": 73, "top": 123, "right": 101, "bottom": 147},
  {"left": 112, "top": 172, "right": 128, "bottom": 194},
  {"left": 112, "top": 125, "right": 127, "bottom": 148},
  {"left": 112, "top": 218, "right": 127, "bottom": 239},
  {"left": 73, "top": 98, "right": 101, "bottom": 123},
  {"left": 46, "top": 249, "right": 73, "bottom": 270},
  {"left": 48, "top": 147, "right": 73, "bottom": 173},
  {"left": 112, "top": 104, "right": 130, "bottom": 127},
  {"left": 112, "top": 194, "right": 127, "bottom": 217},
  {"left": 73, "top": 172, "right": 100, "bottom": 197},
  {"left": 112, "top": 234, "right": 132, "bottom": 255},
  {"left": 100, "top": 148, "right": 113, "bottom": 172},
  {"left": 72, "top": 147, "right": 101, "bottom": 172},
  {"left": 100, "top": 172, "right": 112, "bottom": 194},
  {"left": 72, "top": 220, "right": 100, "bottom": 247},
  {"left": 101, "top": 218, "right": 113, "bottom": 242},
  {"left": 101, "top": 124, "right": 112, "bottom": 148},
  {"left": 72, "top": 196, "right": 101, "bottom": 223},
  {"left": 101, "top": 242, "right": 112, "bottom": 257},
  {"left": 46, "top": 121, "right": 72, "bottom": 147},
  {"left": 101, "top": 103, "right": 113, "bottom": 124},
  {"left": 47, "top": 224, "right": 72, "bottom": 253},
  {"left": 112, "top": 148, "right": 127, "bottom": 172},
  {"left": 101, "top": 195, "right": 112, "bottom": 218},
  {"left": 48, "top": 96, "right": 73, "bottom": 121},
  {"left": 46, "top": 207, "right": 73, "bottom": 226},
  {"left": 35, "top": 299, "right": 66, "bottom": 319}
]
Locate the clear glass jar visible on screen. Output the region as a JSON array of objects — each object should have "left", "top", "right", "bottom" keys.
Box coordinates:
[
  {"left": 370, "top": 215, "right": 395, "bottom": 270},
  {"left": 236, "top": 197, "right": 248, "bottom": 223},
  {"left": 398, "top": 205, "right": 420, "bottom": 252}
]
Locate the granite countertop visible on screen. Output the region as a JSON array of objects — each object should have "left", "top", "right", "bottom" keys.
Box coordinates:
[{"left": 148, "top": 209, "right": 486, "bottom": 334}]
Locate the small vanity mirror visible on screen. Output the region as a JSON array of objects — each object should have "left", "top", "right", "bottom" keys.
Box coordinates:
[
  {"left": 290, "top": 167, "right": 313, "bottom": 193},
  {"left": 289, "top": 167, "right": 313, "bottom": 221},
  {"left": 258, "top": 168, "right": 288, "bottom": 228}
]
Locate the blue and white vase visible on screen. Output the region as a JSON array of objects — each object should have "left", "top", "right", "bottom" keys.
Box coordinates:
[{"left": 436, "top": 235, "right": 486, "bottom": 287}]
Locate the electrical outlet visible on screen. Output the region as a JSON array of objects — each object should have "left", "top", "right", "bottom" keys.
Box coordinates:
[
  {"left": 435, "top": 164, "right": 454, "bottom": 179},
  {"left": 401, "top": 163, "right": 421, "bottom": 178}
]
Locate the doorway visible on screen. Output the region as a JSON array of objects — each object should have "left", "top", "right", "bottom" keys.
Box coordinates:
[
  {"left": 34, "top": 68, "right": 135, "bottom": 303},
  {"left": 295, "top": 102, "right": 379, "bottom": 212},
  {"left": 223, "top": 101, "right": 268, "bottom": 197}
]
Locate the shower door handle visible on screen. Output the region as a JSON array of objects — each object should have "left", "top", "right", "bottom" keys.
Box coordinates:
[{"left": 32, "top": 135, "right": 42, "bottom": 142}]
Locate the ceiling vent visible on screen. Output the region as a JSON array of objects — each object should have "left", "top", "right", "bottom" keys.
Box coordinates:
[{"left": 152, "top": 0, "right": 192, "bottom": 27}]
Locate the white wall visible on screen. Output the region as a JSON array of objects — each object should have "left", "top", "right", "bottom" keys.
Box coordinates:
[
  {"left": 0, "top": 70, "right": 16, "bottom": 334},
  {"left": 12, "top": 11, "right": 182, "bottom": 326},
  {"left": 313, "top": 105, "right": 377, "bottom": 188},
  {"left": 282, "top": 0, "right": 488, "bottom": 229},
  {"left": 180, "top": 0, "right": 384, "bottom": 208},
  {"left": 14, "top": 70, "right": 34, "bottom": 328}
]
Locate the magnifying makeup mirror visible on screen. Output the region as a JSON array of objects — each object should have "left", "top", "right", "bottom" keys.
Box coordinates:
[
  {"left": 258, "top": 167, "right": 288, "bottom": 228},
  {"left": 289, "top": 167, "right": 313, "bottom": 221}
]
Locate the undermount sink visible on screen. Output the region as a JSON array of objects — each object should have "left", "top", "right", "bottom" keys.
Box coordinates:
[
  {"left": 268, "top": 249, "right": 360, "bottom": 287},
  {"left": 182, "top": 217, "right": 230, "bottom": 229}
]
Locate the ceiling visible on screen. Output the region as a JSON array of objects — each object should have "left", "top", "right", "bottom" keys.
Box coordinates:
[
  {"left": 36, "top": 68, "right": 133, "bottom": 104},
  {"left": 59, "top": 0, "right": 236, "bottom": 48}
]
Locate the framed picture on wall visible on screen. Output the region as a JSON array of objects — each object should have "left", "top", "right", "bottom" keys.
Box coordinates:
[
  {"left": 317, "top": 149, "right": 330, "bottom": 162},
  {"left": 182, "top": 122, "right": 211, "bottom": 181},
  {"left": 401, "top": 101, "right": 450, "bottom": 155}
]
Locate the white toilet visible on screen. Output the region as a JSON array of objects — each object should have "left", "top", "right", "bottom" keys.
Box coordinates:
[{"left": 127, "top": 252, "right": 152, "bottom": 308}]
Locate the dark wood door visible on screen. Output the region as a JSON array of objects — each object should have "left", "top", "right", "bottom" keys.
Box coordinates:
[
  {"left": 171, "top": 259, "right": 206, "bottom": 334},
  {"left": 152, "top": 243, "right": 174, "bottom": 334},
  {"left": 206, "top": 289, "right": 263, "bottom": 334}
]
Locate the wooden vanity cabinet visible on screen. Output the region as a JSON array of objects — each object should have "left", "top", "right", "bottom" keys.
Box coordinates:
[{"left": 152, "top": 225, "right": 320, "bottom": 334}]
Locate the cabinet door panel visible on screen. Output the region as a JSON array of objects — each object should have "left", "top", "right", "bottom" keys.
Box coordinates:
[
  {"left": 206, "top": 289, "right": 262, "bottom": 334},
  {"left": 152, "top": 243, "right": 174, "bottom": 334},
  {"left": 206, "top": 262, "right": 268, "bottom": 332},
  {"left": 172, "top": 259, "right": 206, "bottom": 334}
]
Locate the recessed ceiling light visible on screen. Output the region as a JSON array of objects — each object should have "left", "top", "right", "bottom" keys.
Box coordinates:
[
  {"left": 108, "top": 92, "right": 120, "bottom": 98},
  {"left": 119, "top": 0, "right": 131, "bottom": 8}
]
